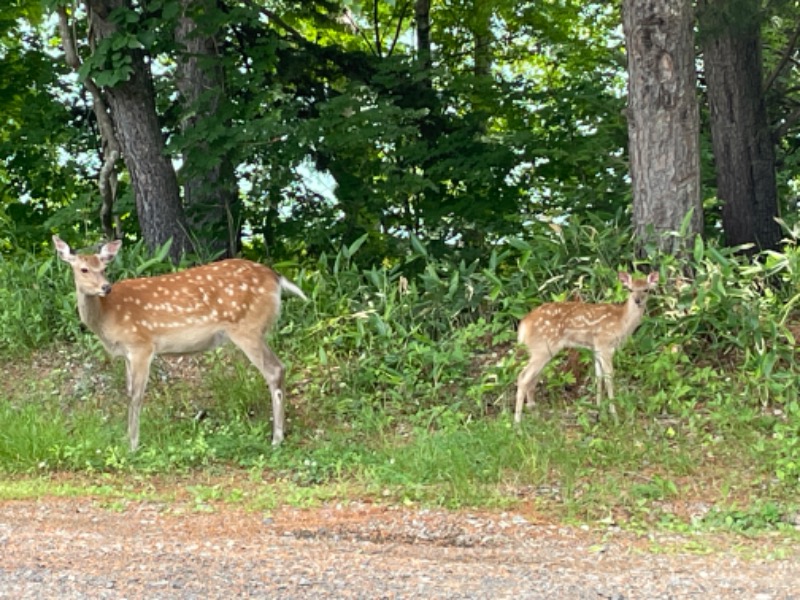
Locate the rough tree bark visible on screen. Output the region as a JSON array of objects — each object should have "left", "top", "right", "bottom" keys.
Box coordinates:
[
  {"left": 699, "top": 0, "right": 781, "bottom": 253},
  {"left": 622, "top": 0, "right": 703, "bottom": 255},
  {"left": 175, "top": 0, "right": 241, "bottom": 259},
  {"left": 85, "top": 0, "right": 192, "bottom": 263}
]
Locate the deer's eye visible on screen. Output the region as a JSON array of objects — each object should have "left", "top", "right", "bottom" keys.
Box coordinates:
[{"left": 80, "top": 268, "right": 89, "bottom": 274}]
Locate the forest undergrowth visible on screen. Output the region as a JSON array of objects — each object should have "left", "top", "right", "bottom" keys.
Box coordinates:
[{"left": 1, "top": 221, "right": 800, "bottom": 539}]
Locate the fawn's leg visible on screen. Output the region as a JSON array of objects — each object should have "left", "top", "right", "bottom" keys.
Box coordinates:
[
  {"left": 229, "top": 330, "right": 287, "bottom": 445},
  {"left": 515, "top": 347, "right": 550, "bottom": 424},
  {"left": 594, "top": 349, "right": 617, "bottom": 419}
]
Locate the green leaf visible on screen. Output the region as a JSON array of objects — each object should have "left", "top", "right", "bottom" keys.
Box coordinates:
[
  {"left": 162, "top": 0, "right": 180, "bottom": 20},
  {"left": 410, "top": 233, "right": 427, "bottom": 257},
  {"left": 367, "top": 268, "right": 384, "bottom": 290},
  {"left": 134, "top": 240, "right": 173, "bottom": 275},
  {"left": 507, "top": 238, "right": 532, "bottom": 252},
  {"left": 345, "top": 234, "right": 368, "bottom": 259},
  {"left": 693, "top": 234, "right": 704, "bottom": 263},
  {"left": 37, "top": 257, "right": 53, "bottom": 279},
  {"left": 706, "top": 246, "right": 729, "bottom": 267}
]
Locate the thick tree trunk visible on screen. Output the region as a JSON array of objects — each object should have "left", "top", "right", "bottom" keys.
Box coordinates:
[
  {"left": 85, "top": 0, "right": 191, "bottom": 263},
  {"left": 699, "top": 0, "right": 781, "bottom": 252},
  {"left": 175, "top": 0, "right": 241, "bottom": 259},
  {"left": 622, "top": 0, "right": 703, "bottom": 254}
]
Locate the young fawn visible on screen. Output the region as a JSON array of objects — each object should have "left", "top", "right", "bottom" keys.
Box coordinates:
[
  {"left": 53, "top": 236, "right": 307, "bottom": 451},
  {"left": 515, "top": 271, "right": 659, "bottom": 422}
]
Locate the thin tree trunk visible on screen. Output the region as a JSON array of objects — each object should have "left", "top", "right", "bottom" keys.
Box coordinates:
[
  {"left": 415, "top": 0, "right": 431, "bottom": 74},
  {"left": 85, "top": 0, "right": 191, "bottom": 263},
  {"left": 472, "top": 3, "right": 492, "bottom": 80},
  {"left": 623, "top": 0, "right": 703, "bottom": 255},
  {"left": 470, "top": 2, "right": 492, "bottom": 138},
  {"left": 57, "top": 6, "right": 121, "bottom": 241},
  {"left": 175, "top": 0, "right": 241, "bottom": 259},
  {"left": 699, "top": 0, "right": 781, "bottom": 252}
]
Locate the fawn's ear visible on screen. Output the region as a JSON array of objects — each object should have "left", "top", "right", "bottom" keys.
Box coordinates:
[
  {"left": 99, "top": 239, "right": 122, "bottom": 263},
  {"left": 618, "top": 272, "right": 633, "bottom": 289},
  {"left": 53, "top": 235, "right": 75, "bottom": 264},
  {"left": 647, "top": 271, "right": 660, "bottom": 287}
]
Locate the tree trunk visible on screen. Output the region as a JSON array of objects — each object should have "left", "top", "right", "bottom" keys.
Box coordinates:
[
  {"left": 471, "top": 3, "right": 492, "bottom": 80},
  {"left": 415, "top": 0, "right": 431, "bottom": 74},
  {"left": 470, "top": 2, "right": 492, "bottom": 136},
  {"left": 175, "top": 0, "right": 241, "bottom": 260},
  {"left": 85, "top": 0, "right": 191, "bottom": 263},
  {"left": 699, "top": 0, "right": 781, "bottom": 252},
  {"left": 622, "top": 0, "right": 703, "bottom": 255}
]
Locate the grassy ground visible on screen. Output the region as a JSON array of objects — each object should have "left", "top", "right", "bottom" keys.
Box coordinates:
[
  {"left": 1, "top": 343, "right": 798, "bottom": 542},
  {"left": 2, "top": 228, "right": 800, "bottom": 543}
]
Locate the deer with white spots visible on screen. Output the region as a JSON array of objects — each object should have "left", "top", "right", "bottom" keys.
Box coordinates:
[
  {"left": 53, "top": 236, "right": 307, "bottom": 451},
  {"left": 515, "top": 271, "right": 659, "bottom": 423}
]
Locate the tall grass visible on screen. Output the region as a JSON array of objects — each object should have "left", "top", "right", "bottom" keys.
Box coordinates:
[{"left": 1, "top": 223, "right": 799, "bottom": 529}]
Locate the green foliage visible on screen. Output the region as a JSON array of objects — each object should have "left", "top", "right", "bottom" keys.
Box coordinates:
[
  {"left": 4, "top": 0, "right": 800, "bottom": 260},
  {"left": 0, "top": 7, "right": 103, "bottom": 248},
  {"left": 700, "top": 501, "right": 793, "bottom": 534},
  {"left": 4, "top": 1, "right": 800, "bottom": 537},
  {"left": 2, "top": 0, "right": 634, "bottom": 262},
  {"left": 0, "top": 252, "right": 81, "bottom": 353},
  {"left": 1, "top": 227, "right": 800, "bottom": 534}
]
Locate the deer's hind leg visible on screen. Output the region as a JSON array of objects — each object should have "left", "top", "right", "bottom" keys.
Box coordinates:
[
  {"left": 227, "top": 328, "right": 286, "bottom": 445},
  {"left": 515, "top": 346, "right": 552, "bottom": 424}
]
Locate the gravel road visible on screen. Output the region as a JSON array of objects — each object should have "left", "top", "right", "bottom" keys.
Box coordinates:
[{"left": 1, "top": 497, "right": 798, "bottom": 599}]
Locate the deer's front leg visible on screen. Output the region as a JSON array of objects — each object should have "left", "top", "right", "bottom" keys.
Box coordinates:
[
  {"left": 125, "top": 347, "right": 154, "bottom": 452},
  {"left": 594, "top": 349, "right": 617, "bottom": 420}
]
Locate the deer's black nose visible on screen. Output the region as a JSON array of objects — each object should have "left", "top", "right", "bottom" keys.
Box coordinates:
[{"left": 101, "top": 283, "right": 112, "bottom": 296}]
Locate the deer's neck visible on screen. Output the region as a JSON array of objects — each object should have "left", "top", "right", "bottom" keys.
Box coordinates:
[
  {"left": 618, "top": 296, "right": 646, "bottom": 338},
  {"left": 76, "top": 292, "right": 106, "bottom": 334}
]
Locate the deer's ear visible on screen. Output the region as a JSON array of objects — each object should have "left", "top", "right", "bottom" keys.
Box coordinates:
[
  {"left": 618, "top": 272, "right": 632, "bottom": 289},
  {"left": 647, "top": 271, "right": 660, "bottom": 287},
  {"left": 53, "top": 236, "right": 75, "bottom": 264},
  {"left": 99, "top": 239, "right": 122, "bottom": 263}
]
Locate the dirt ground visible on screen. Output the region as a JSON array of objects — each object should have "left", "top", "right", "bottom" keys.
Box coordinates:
[{"left": 1, "top": 495, "right": 799, "bottom": 599}]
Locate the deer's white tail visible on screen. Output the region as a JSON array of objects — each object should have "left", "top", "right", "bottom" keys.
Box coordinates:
[
  {"left": 517, "top": 317, "right": 531, "bottom": 346},
  {"left": 280, "top": 276, "right": 308, "bottom": 301}
]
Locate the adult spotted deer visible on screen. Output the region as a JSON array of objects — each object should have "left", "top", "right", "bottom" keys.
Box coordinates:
[
  {"left": 515, "top": 271, "right": 659, "bottom": 423},
  {"left": 53, "top": 235, "right": 307, "bottom": 451}
]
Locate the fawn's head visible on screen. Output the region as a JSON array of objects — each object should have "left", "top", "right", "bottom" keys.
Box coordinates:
[
  {"left": 618, "top": 271, "right": 659, "bottom": 308},
  {"left": 53, "top": 236, "right": 122, "bottom": 298}
]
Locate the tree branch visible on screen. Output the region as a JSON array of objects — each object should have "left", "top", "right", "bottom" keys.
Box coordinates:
[
  {"left": 773, "top": 106, "right": 800, "bottom": 141},
  {"left": 340, "top": 6, "right": 377, "bottom": 55},
  {"left": 57, "top": 5, "right": 121, "bottom": 240},
  {"left": 765, "top": 22, "right": 800, "bottom": 93},
  {"left": 239, "top": 0, "right": 310, "bottom": 45},
  {"left": 387, "top": 0, "right": 411, "bottom": 56}
]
